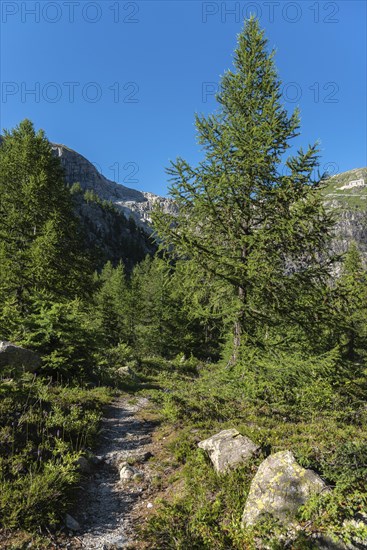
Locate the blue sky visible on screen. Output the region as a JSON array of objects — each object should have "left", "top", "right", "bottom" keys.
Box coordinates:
[{"left": 1, "top": 0, "right": 366, "bottom": 196}]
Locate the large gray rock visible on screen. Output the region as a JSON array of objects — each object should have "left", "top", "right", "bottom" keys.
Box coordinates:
[
  {"left": 242, "top": 450, "right": 327, "bottom": 528},
  {"left": 0, "top": 341, "right": 41, "bottom": 373},
  {"left": 198, "top": 428, "right": 259, "bottom": 473}
]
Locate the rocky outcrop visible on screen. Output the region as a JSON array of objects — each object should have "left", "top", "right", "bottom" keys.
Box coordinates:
[
  {"left": 52, "top": 143, "right": 367, "bottom": 267},
  {"left": 51, "top": 143, "right": 176, "bottom": 232},
  {"left": 198, "top": 429, "right": 259, "bottom": 473},
  {"left": 71, "top": 189, "right": 155, "bottom": 271},
  {"left": 241, "top": 450, "right": 327, "bottom": 528},
  {"left": 322, "top": 168, "right": 367, "bottom": 263},
  {"left": 0, "top": 341, "right": 41, "bottom": 374}
]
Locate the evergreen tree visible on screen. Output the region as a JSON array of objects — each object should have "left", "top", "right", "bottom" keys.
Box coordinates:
[
  {"left": 153, "top": 18, "right": 335, "bottom": 362},
  {"left": 129, "top": 256, "right": 171, "bottom": 356},
  {"left": 336, "top": 243, "right": 367, "bottom": 360},
  {"left": 127, "top": 256, "right": 203, "bottom": 358},
  {"left": 0, "top": 119, "right": 92, "bottom": 340},
  {"left": 94, "top": 261, "right": 129, "bottom": 346}
]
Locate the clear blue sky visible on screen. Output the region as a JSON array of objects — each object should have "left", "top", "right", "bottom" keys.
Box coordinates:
[{"left": 1, "top": 0, "right": 366, "bottom": 196}]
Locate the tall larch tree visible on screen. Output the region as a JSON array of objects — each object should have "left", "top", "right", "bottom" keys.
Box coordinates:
[
  {"left": 0, "top": 120, "right": 92, "bottom": 339},
  {"left": 153, "top": 18, "right": 335, "bottom": 363}
]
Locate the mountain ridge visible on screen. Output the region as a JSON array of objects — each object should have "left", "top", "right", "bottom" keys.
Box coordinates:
[
  {"left": 53, "top": 141, "right": 367, "bottom": 264},
  {"left": 51, "top": 143, "right": 176, "bottom": 232}
]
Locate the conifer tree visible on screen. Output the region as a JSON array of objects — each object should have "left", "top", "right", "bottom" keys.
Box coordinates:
[
  {"left": 94, "top": 261, "right": 129, "bottom": 346},
  {"left": 129, "top": 256, "right": 171, "bottom": 356},
  {"left": 0, "top": 120, "right": 92, "bottom": 339},
  {"left": 153, "top": 18, "right": 335, "bottom": 362},
  {"left": 336, "top": 243, "right": 367, "bottom": 360}
]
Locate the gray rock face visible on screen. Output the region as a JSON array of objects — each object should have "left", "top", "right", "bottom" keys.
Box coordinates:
[
  {"left": 198, "top": 428, "right": 259, "bottom": 473},
  {"left": 0, "top": 341, "right": 41, "bottom": 373},
  {"left": 51, "top": 143, "right": 177, "bottom": 232},
  {"left": 322, "top": 168, "right": 367, "bottom": 265},
  {"left": 52, "top": 144, "right": 367, "bottom": 265},
  {"left": 241, "top": 450, "right": 326, "bottom": 528}
]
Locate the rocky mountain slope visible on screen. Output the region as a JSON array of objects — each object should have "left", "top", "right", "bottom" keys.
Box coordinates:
[
  {"left": 51, "top": 143, "right": 176, "bottom": 231},
  {"left": 54, "top": 141, "right": 367, "bottom": 267},
  {"left": 3, "top": 136, "right": 366, "bottom": 267},
  {"left": 322, "top": 167, "right": 367, "bottom": 260}
]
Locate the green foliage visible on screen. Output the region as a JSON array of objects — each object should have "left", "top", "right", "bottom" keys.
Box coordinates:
[
  {"left": 0, "top": 119, "right": 93, "bottom": 321},
  {"left": 0, "top": 375, "right": 111, "bottom": 530},
  {"left": 153, "top": 18, "right": 335, "bottom": 359},
  {"left": 129, "top": 256, "right": 189, "bottom": 357},
  {"left": 0, "top": 119, "right": 96, "bottom": 385},
  {"left": 69, "top": 182, "right": 83, "bottom": 195},
  {"left": 138, "top": 352, "right": 367, "bottom": 548},
  {"left": 95, "top": 342, "right": 137, "bottom": 386},
  {"left": 334, "top": 242, "right": 367, "bottom": 359},
  {"left": 0, "top": 43, "right": 366, "bottom": 548},
  {"left": 93, "top": 261, "right": 130, "bottom": 347},
  {"left": 20, "top": 295, "right": 98, "bottom": 380},
  {"left": 84, "top": 189, "right": 100, "bottom": 203}
]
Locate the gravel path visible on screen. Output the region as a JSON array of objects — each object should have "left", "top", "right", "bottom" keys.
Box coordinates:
[{"left": 71, "top": 396, "right": 155, "bottom": 549}]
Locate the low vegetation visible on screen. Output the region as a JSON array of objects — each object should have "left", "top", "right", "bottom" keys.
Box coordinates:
[
  {"left": 136, "top": 355, "right": 367, "bottom": 548},
  {"left": 0, "top": 374, "right": 111, "bottom": 541}
]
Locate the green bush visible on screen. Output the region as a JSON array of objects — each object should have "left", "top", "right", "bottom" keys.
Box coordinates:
[{"left": 0, "top": 375, "right": 111, "bottom": 531}]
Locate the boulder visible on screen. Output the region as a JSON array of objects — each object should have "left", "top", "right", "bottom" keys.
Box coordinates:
[
  {"left": 117, "top": 366, "right": 137, "bottom": 380},
  {"left": 0, "top": 341, "right": 41, "bottom": 373},
  {"left": 198, "top": 428, "right": 259, "bottom": 473},
  {"left": 242, "top": 450, "right": 327, "bottom": 528},
  {"left": 76, "top": 456, "right": 93, "bottom": 474}
]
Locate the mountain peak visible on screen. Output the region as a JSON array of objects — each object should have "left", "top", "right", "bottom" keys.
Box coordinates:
[{"left": 51, "top": 143, "right": 175, "bottom": 230}]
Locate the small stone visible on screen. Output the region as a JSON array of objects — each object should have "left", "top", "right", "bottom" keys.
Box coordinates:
[
  {"left": 147, "top": 502, "right": 153, "bottom": 508},
  {"left": 76, "top": 456, "right": 92, "bottom": 474},
  {"left": 90, "top": 454, "right": 104, "bottom": 466},
  {"left": 65, "top": 513, "right": 80, "bottom": 531},
  {"left": 119, "top": 463, "right": 137, "bottom": 481}
]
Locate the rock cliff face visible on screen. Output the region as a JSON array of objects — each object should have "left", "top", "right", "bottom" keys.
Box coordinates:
[
  {"left": 51, "top": 143, "right": 176, "bottom": 231},
  {"left": 322, "top": 167, "right": 367, "bottom": 261}
]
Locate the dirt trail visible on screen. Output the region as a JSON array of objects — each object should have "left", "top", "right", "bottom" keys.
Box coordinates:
[{"left": 71, "top": 396, "right": 156, "bottom": 549}]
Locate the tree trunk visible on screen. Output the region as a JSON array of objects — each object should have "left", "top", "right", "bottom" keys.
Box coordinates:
[
  {"left": 347, "top": 327, "right": 355, "bottom": 361},
  {"left": 226, "top": 285, "right": 245, "bottom": 368}
]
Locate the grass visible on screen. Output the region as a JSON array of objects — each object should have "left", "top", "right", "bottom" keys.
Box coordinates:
[
  {"left": 0, "top": 372, "right": 112, "bottom": 539},
  {"left": 133, "top": 353, "right": 367, "bottom": 549},
  {"left": 1, "top": 350, "right": 366, "bottom": 548},
  {"left": 321, "top": 167, "right": 367, "bottom": 210}
]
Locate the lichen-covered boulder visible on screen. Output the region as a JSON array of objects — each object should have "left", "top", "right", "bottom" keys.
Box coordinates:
[
  {"left": 198, "top": 428, "right": 259, "bottom": 473},
  {"left": 242, "top": 450, "right": 327, "bottom": 528},
  {"left": 0, "top": 340, "right": 41, "bottom": 373}
]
